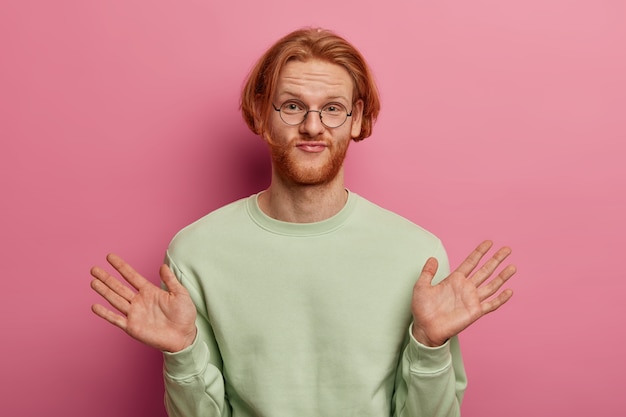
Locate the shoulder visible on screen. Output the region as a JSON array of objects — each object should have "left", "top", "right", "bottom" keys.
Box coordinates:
[
  {"left": 167, "top": 195, "right": 252, "bottom": 256},
  {"left": 348, "top": 193, "right": 450, "bottom": 279},
  {"left": 351, "top": 193, "right": 441, "bottom": 245}
]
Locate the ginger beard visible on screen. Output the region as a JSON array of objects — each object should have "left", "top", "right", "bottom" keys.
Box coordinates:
[{"left": 265, "top": 133, "right": 351, "bottom": 186}]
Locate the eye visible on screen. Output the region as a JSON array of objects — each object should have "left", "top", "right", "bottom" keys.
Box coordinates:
[
  {"left": 281, "top": 101, "right": 305, "bottom": 114},
  {"left": 322, "top": 103, "right": 346, "bottom": 114}
]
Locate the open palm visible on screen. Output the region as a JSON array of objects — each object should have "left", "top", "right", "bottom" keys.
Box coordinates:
[
  {"left": 90, "top": 254, "right": 197, "bottom": 353},
  {"left": 411, "top": 241, "right": 516, "bottom": 347}
]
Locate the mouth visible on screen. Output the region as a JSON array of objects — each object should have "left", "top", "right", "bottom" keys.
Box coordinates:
[{"left": 296, "top": 142, "right": 328, "bottom": 153}]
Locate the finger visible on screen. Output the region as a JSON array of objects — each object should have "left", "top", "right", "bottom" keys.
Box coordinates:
[
  {"left": 90, "top": 277, "right": 132, "bottom": 315},
  {"left": 477, "top": 264, "right": 517, "bottom": 301},
  {"left": 454, "top": 240, "right": 493, "bottom": 276},
  {"left": 106, "top": 253, "right": 151, "bottom": 291},
  {"left": 90, "top": 265, "right": 136, "bottom": 302},
  {"left": 480, "top": 288, "right": 514, "bottom": 315},
  {"left": 416, "top": 257, "right": 439, "bottom": 287},
  {"left": 91, "top": 303, "right": 128, "bottom": 330},
  {"left": 470, "top": 246, "right": 512, "bottom": 287}
]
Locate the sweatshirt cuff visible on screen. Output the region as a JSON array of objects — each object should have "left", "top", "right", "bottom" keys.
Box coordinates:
[
  {"left": 162, "top": 332, "right": 208, "bottom": 378},
  {"left": 407, "top": 324, "right": 452, "bottom": 373}
]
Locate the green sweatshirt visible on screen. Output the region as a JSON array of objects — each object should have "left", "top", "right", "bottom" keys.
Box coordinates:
[{"left": 163, "top": 192, "right": 467, "bottom": 417}]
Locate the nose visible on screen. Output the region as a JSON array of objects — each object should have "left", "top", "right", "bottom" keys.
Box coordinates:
[{"left": 299, "top": 110, "right": 325, "bottom": 137}]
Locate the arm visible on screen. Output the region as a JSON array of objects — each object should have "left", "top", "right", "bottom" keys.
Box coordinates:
[
  {"left": 393, "top": 240, "right": 515, "bottom": 416},
  {"left": 392, "top": 244, "right": 465, "bottom": 417},
  {"left": 89, "top": 254, "right": 230, "bottom": 417},
  {"left": 162, "top": 255, "right": 231, "bottom": 417}
]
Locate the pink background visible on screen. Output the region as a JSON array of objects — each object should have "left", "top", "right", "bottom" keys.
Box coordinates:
[{"left": 1, "top": 0, "right": 624, "bottom": 416}]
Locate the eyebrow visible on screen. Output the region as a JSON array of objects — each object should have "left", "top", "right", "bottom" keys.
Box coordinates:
[{"left": 277, "top": 91, "right": 351, "bottom": 104}]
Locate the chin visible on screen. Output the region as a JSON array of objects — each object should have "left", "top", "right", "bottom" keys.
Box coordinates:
[
  {"left": 281, "top": 165, "right": 341, "bottom": 186},
  {"left": 270, "top": 138, "right": 350, "bottom": 186}
]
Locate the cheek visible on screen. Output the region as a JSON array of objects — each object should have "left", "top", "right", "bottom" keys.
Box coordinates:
[{"left": 264, "top": 122, "right": 286, "bottom": 146}]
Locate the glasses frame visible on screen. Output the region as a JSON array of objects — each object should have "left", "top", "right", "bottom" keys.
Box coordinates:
[{"left": 272, "top": 100, "right": 353, "bottom": 129}]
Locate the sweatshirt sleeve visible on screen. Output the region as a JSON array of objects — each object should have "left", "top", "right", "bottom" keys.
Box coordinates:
[
  {"left": 392, "top": 332, "right": 467, "bottom": 417},
  {"left": 162, "top": 253, "right": 231, "bottom": 417},
  {"left": 391, "top": 241, "right": 468, "bottom": 417}
]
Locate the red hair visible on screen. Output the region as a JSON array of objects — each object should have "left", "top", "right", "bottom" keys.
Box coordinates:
[{"left": 240, "top": 28, "right": 380, "bottom": 142}]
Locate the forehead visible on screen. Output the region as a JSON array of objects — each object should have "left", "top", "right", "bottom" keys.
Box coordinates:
[{"left": 275, "top": 59, "right": 354, "bottom": 101}]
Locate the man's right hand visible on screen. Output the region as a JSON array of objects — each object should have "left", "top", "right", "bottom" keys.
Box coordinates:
[{"left": 90, "top": 254, "right": 197, "bottom": 353}]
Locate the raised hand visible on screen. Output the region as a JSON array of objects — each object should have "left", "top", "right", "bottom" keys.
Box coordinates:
[
  {"left": 411, "top": 240, "right": 516, "bottom": 347},
  {"left": 90, "top": 254, "right": 197, "bottom": 353}
]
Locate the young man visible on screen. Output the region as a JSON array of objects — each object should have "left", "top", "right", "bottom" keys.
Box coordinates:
[{"left": 90, "top": 28, "right": 516, "bottom": 417}]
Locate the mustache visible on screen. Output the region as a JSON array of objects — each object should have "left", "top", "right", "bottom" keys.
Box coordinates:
[{"left": 264, "top": 128, "right": 332, "bottom": 147}]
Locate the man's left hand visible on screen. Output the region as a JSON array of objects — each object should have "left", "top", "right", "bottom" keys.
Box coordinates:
[{"left": 411, "top": 240, "right": 517, "bottom": 347}]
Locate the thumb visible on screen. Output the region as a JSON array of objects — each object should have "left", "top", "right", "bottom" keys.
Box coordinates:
[
  {"left": 160, "top": 264, "right": 182, "bottom": 293},
  {"left": 417, "top": 257, "right": 439, "bottom": 287}
]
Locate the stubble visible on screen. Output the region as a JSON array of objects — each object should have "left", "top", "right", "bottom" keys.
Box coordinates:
[{"left": 268, "top": 137, "right": 350, "bottom": 186}]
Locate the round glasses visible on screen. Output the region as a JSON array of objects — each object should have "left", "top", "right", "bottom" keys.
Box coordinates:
[{"left": 272, "top": 100, "right": 352, "bottom": 128}]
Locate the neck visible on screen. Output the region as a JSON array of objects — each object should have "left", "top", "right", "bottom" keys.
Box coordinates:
[{"left": 258, "top": 169, "right": 348, "bottom": 223}]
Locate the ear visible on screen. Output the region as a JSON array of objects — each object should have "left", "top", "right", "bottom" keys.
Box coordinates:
[{"left": 350, "top": 99, "right": 364, "bottom": 140}]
